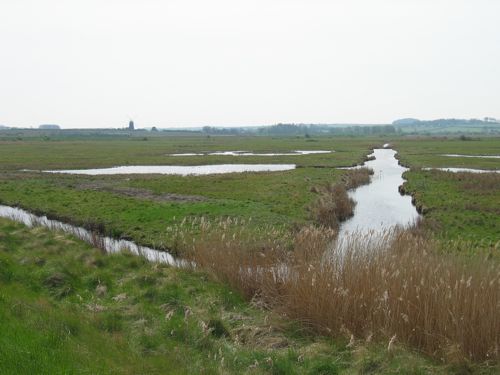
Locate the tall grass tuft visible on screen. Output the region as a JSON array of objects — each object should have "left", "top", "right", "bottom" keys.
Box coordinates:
[
  {"left": 341, "top": 167, "right": 374, "bottom": 190},
  {"left": 180, "top": 220, "right": 500, "bottom": 363},
  {"left": 309, "top": 168, "right": 373, "bottom": 229}
]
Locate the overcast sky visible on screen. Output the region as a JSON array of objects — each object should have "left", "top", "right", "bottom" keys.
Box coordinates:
[{"left": 1, "top": 0, "right": 499, "bottom": 128}]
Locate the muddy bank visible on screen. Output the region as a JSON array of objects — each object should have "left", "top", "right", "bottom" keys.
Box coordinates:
[{"left": 398, "top": 183, "right": 429, "bottom": 215}]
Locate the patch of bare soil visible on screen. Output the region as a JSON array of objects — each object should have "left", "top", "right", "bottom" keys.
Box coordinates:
[{"left": 77, "top": 182, "right": 207, "bottom": 203}]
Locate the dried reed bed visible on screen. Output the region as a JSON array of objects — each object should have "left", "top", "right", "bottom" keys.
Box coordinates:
[
  {"left": 180, "top": 220, "right": 500, "bottom": 363},
  {"left": 341, "top": 167, "right": 374, "bottom": 190},
  {"left": 309, "top": 167, "right": 373, "bottom": 229},
  {"left": 309, "top": 183, "right": 354, "bottom": 228}
]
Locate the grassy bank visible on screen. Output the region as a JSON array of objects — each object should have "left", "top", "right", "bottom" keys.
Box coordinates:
[
  {"left": 401, "top": 170, "right": 500, "bottom": 248},
  {"left": 389, "top": 136, "right": 500, "bottom": 250},
  {"left": 0, "top": 217, "right": 460, "bottom": 374}
]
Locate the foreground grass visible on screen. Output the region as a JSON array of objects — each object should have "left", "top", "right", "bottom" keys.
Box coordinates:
[{"left": 0, "top": 217, "right": 463, "bottom": 374}]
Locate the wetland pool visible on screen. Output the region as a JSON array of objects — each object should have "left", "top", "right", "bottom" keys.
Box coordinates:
[
  {"left": 41, "top": 164, "right": 297, "bottom": 176},
  {"left": 423, "top": 167, "right": 500, "bottom": 174},
  {"left": 168, "top": 150, "right": 332, "bottom": 156}
]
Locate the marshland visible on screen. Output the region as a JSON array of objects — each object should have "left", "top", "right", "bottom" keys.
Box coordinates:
[
  {"left": 3, "top": 0, "right": 500, "bottom": 372},
  {"left": 0, "top": 132, "right": 499, "bottom": 374}
]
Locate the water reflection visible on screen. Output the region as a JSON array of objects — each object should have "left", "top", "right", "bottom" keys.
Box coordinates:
[
  {"left": 42, "top": 164, "right": 296, "bottom": 176},
  {"left": 338, "top": 149, "right": 420, "bottom": 239},
  {"left": 168, "top": 150, "right": 332, "bottom": 156},
  {"left": 0, "top": 205, "right": 179, "bottom": 265},
  {"left": 423, "top": 167, "right": 500, "bottom": 174},
  {"left": 441, "top": 154, "right": 500, "bottom": 159}
]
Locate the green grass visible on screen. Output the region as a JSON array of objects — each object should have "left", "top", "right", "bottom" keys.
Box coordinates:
[
  {"left": 0, "top": 135, "right": 376, "bottom": 250},
  {"left": 391, "top": 136, "right": 500, "bottom": 248},
  {"left": 1, "top": 135, "right": 500, "bottom": 372},
  {"left": 393, "top": 137, "right": 500, "bottom": 170},
  {"left": 0, "top": 217, "right": 467, "bottom": 374},
  {"left": 1, "top": 135, "right": 499, "bottom": 253},
  {"left": 402, "top": 169, "right": 500, "bottom": 247},
  {"left": 0, "top": 135, "right": 376, "bottom": 170},
  {"left": 0, "top": 167, "right": 346, "bottom": 251}
]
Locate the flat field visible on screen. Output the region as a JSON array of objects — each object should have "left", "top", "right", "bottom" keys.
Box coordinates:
[
  {"left": 393, "top": 137, "right": 500, "bottom": 248},
  {"left": 1, "top": 134, "right": 499, "bottom": 249},
  {"left": 0, "top": 135, "right": 376, "bottom": 249}
]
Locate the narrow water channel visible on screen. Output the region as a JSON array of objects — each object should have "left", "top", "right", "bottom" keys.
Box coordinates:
[
  {"left": 0, "top": 205, "right": 179, "bottom": 265},
  {"left": 338, "top": 149, "right": 420, "bottom": 240}
]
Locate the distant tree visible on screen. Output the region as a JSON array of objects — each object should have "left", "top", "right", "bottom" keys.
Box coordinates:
[
  {"left": 39, "top": 124, "right": 60, "bottom": 130},
  {"left": 151, "top": 126, "right": 158, "bottom": 132}
]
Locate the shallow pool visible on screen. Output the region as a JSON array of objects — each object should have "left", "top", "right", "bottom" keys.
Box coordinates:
[{"left": 42, "top": 164, "right": 297, "bottom": 176}]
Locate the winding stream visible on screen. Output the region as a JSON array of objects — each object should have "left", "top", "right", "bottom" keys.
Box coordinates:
[{"left": 338, "top": 149, "right": 420, "bottom": 239}]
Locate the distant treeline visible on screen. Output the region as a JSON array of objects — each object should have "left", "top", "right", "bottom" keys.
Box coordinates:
[
  {"left": 393, "top": 118, "right": 499, "bottom": 126},
  {"left": 201, "top": 119, "right": 499, "bottom": 136},
  {"left": 2, "top": 118, "right": 499, "bottom": 139},
  {"left": 202, "top": 124, "right": 397, "bottom": 136}
]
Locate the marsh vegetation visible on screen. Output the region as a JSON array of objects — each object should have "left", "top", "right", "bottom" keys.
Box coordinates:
[{"left": 1, "top": 134, "right": 499, "bottom": 373}]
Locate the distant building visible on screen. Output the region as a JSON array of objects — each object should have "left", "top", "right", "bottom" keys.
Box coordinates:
[
  {"left": 39, "top": 124, "right": 61, "bottom": 130},
  {"left": 128, "top": 120, "right": 135, "bottom": 130}
]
